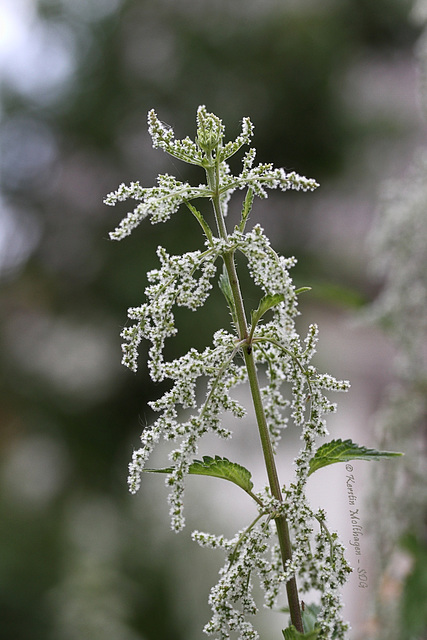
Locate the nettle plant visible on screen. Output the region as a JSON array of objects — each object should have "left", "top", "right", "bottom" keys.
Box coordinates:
[{"left": 105, "top": 107, "right": 401, "bottom": 640}]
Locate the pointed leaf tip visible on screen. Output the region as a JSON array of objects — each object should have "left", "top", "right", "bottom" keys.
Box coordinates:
[
  {"left": 143, "top": 455, "right": 254, "bottom": 494},
  {"left": 308, "top": 438, "right": 403, "bottom": 476}
]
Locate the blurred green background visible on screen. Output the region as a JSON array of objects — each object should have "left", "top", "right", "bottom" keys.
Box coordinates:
[{"left": 0, "top": 1, "right": 421, "bottom": 639}]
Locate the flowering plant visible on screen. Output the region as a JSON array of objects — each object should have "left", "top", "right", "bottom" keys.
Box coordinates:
[{"left": 105, "top": 106, "right": 401, "bottom": 639}]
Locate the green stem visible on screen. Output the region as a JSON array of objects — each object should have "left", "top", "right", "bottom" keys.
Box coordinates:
[
  {"left": 243, "top": 349, "right": 303, "bottom": 633},
  {"left": 205, "top": 157, "right": 304, "bottom": 634}
]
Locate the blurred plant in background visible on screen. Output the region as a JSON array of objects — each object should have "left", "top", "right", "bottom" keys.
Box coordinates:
[
  {"left": 0, "top": 1, "right": 421, "bottom": 639},
  {"left": 366, "top": 3, "right": 427, "bottom": 638},
  {"left": 367, "top": 153, "right": 427, "bottom": 640}
]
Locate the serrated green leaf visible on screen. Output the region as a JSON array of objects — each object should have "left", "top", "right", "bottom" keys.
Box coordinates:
[
  {"left": 188, "top": 456, "right": 254, "bottom": 492},
  {"left": 282, "top": 625, "right": 320, "bottom": 640},
  {"left": 251, "top": 293, "right": 285, "bottom": 328},
  {"left": 144, "top": 455, "right": 254, "bottom": 493},
  {"left": 308, "top": 439, "right": 403, "bottom": 476}
]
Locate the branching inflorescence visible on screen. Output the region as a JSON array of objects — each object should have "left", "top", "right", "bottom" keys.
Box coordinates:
[{"left": 105, "top": 106, "right": 401, "bottom": 640}]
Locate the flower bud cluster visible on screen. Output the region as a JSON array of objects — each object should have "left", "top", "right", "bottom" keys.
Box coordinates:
[
  {"left": 105, "top": 176, "right": 209, "bottom": 240},
  {"left": 127, "top": 326, "right": 247, "bottom": 530},
  {"left": 193, "top": 485, "right": 351, "bottom": 640},
  {"left": 193, "top": 519, "right": 275, "bottom": 640},
  {"left": 121, "top": 245, "right": 218, "bottom": 375},
  {"left": 106, "top": 108, "right": 318, "bottom": 243},
  {"left": 236, "top": 226, "right": 349, "bottom": 459},
  {"left": 196, "top": 106, "right": 225, "bottom": 156},
  {"left": 148, "top": 108, "right": 204, "bottom": 165}
]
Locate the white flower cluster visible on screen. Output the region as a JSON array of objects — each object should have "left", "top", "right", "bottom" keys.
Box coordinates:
[
  {"left": 280, "top": 484, "right": 351, "bottom": 640},
  {"left": 148, "top": 108, "right": 203, "bottom": 165},
  {"left": 105, "top": 107, "right": 318, "bottom": 241},
  {"left": 148, "top": 105, "right": 254, "bottom": 164},
  {"left": 128, "top": 326, "right": 248, "bottom": 530},
  {"left": 308, "top": 526, "right": 350, "bottom": 639},
  {"left": 192, "top": 520, "right": 276, "bottom": 640},
  {"left": 237, "top": 225, "right": 349, "bottom": 458},
  {"left": 105, "top": 176, "right": 210, "bottom": 240},
  {"left": 121, "top": 245, "right": 218, "bottom": 375},
  {"left": 193, "top": 487, "right": 350, "bottom": 640},
  {"left": 238, "top": 159, "right": 320, "bottom": 198}
]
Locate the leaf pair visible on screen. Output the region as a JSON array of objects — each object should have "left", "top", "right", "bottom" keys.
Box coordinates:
[{"left": 142, "top": 439, "right": 402, "bottom": 495}]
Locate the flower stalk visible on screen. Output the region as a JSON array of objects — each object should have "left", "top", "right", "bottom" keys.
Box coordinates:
[{"left": 207, "top": 154, "right": 304, "bottom": 632}]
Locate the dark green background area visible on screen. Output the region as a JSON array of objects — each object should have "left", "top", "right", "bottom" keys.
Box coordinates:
[{"left": 0, "top": 1, "right": 419, "bottom": 639}]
